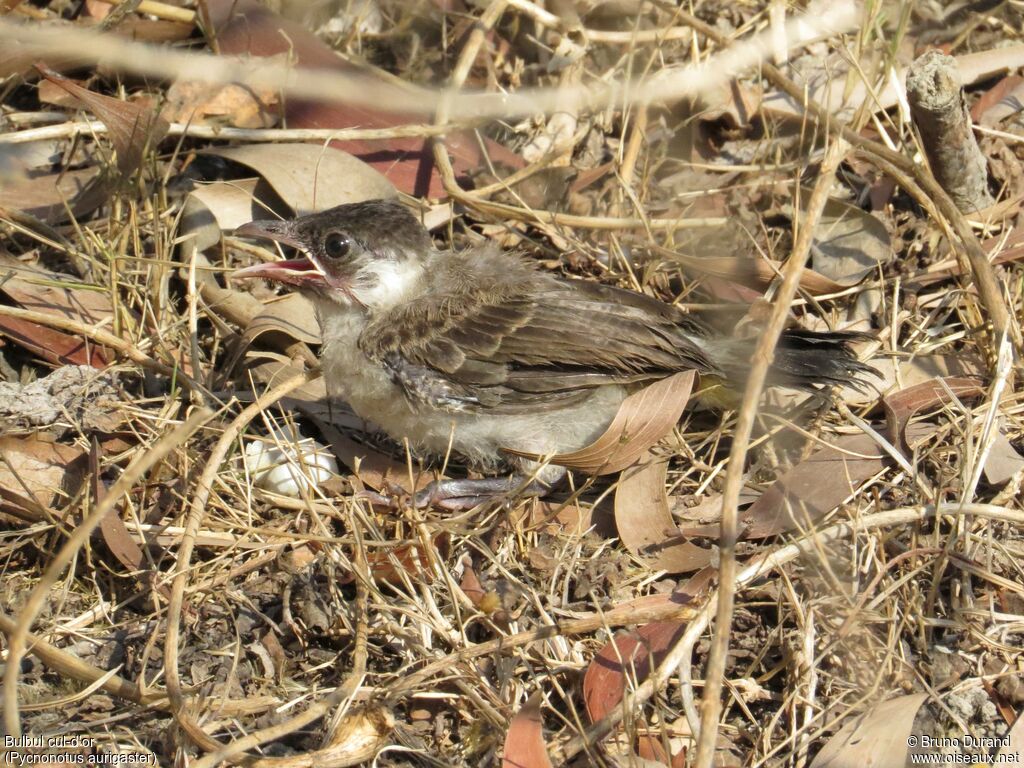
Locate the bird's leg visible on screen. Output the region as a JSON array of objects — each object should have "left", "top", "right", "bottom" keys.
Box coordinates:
[{"left": 360, "top": 476, "right": 550, "bottom": 511}]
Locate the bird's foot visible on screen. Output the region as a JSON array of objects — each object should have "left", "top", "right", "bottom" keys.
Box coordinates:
[{"left": 359, "top": 476, "right": 549, "bottom": 511}]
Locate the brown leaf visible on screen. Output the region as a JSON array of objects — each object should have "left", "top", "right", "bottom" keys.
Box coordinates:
[
  {"left": 971, "top": 74, "right": 1024, "bottom": 126},
  {"left": 811, "top": 694, "right": 927, "bottom": 768},
  {"left": 459, "top": 563, "right": 488, "bottom": 609},
  {"left": 0, "top": 167, "right": 105, "bottom": 223},
  {"left": 89, "top": 440, "right": 160, "bottom": 596},
  {"left": 200, "top": 0, "right": 523, "bottom": 197},
  {"left": 584, "top": 621, "right": 688, "bottom": 724},
  {"left": 507, "top": 370, "right": 696, "bottom": 475},
  {"left": 0, "top": 436, "right": 85, "bottom": 509},
  {"left": 39, "top": 66, "right": 168, "bottom": 176},
  {"left": 796, "top": 190, "right": 893, "bottom": 286},
  {"left": 0, "top": 257, "right": 114, "bottom": 367},
  {"left": 0, "top": 314, "right": 107, "bottom": 368},
  {"left": 882, "top": 377, "right": 984, "bottom": 456},
  {"left": 502, "top": 693, "right": 554, "bottom": 768},
  {"left": 244, "top": 293, "right": 321, "bottom": 347},
  {"left": 362, "top": 536, "right": 448, "bottom": 585},
  {"left": 615, "top": 457, "right": 714, "bottom": 572},
  {"left": 741, "top": 433, "right": 888, "bottom": 539},
  {"left": 201, "top": 143, "right": 396, "bottom": 215},
  {"left": 0, "top": 256, "right": 115, "bottom": 326}
]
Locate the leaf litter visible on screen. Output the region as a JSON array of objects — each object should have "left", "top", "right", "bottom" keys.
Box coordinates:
[{"left": 1, "top": 1, "right": 1024, "bottom": 766}]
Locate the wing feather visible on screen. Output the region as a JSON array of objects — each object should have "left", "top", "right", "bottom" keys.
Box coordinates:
[{"left": 359, "top": 265, "right": 716, "bottom": 413}]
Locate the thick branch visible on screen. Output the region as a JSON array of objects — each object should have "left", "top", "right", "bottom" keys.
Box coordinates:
[{"left": 907, "top": 50, "right": 994, "bottom": 213}]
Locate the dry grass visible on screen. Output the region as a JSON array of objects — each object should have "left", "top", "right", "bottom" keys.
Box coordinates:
[{"left": 1, "top": 1, "right": 1024, "bottom": 766}]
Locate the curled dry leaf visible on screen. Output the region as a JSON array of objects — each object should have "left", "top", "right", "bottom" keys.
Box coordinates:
[
  {"left": 244, "top": 293, "right": 321, "bottom": 348},
  {"left": 182, "top": 177, "right": 265, "bottom": 253},
  {"left": 201, "top": 143, "right": 396, "bottom": 215},
  {"left": 971, "top": 74, "right": 1024, "bottom": 126},
  {"left": 39, "top": 66, "right": 168, "bottom": 176},
  {"left": 811, "top": 693, "right": 927, "bottom": 768},
  {"left": 615, "top": 457, "right": 714, "bottom": 572},
  {"left": 882, "top": 376, "right": 984, "bottom": 456},
  {"left": 506, "top": 370, "right": 696, "bottom": 475},
  {"left": 502, "top": 692, "right": 554, "bottom": 768}
]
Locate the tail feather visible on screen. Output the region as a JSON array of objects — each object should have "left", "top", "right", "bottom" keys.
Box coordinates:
[{"left": 708, "top": 329, "right": 876, "bottom": 392}]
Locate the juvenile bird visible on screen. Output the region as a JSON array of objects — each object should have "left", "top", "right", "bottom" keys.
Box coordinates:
[{"left": 234, "top": 199, "right": 871, "bottom": 507}]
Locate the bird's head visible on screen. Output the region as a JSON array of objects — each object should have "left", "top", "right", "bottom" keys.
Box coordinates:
[{"left": 232, "top": 199, "right": 433, "bottom": 310}]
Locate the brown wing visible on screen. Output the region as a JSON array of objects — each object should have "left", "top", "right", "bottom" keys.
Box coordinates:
[{"left": 360, "top": 277, "right": 719, "bottom": 414}]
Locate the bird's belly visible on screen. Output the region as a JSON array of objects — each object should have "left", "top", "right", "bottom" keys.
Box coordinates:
[{"left": 321, "top": 333, "right": 625, "bottom": 468}]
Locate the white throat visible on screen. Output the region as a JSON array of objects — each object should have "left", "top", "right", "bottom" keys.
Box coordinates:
[{"left": 352, "top": 260, "right": 424, "bottom": 309}]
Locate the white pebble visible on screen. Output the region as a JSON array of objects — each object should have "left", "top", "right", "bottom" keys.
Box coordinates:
[{"left": 244, "top": 430, "right": 339, "bottom": 497}]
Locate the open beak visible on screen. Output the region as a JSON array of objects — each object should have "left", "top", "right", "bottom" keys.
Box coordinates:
[{"left": 232, "top": 220, "right": 328, "bottom": 288}]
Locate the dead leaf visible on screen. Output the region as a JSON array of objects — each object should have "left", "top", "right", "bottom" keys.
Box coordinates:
[
  {"left": 459, "top": 563, "right": 489, "bottom": 609},
  {"left": 795, "top": 191, "right": 892, "bottom": 286},
  {"left": 39, "top": 66, "right": 168, "bottom": 176},
  {"left": 244, "top": 293, "right": 321, "bottom": 347},
  {"left": 0, "top": 257, "right": 116, "bottom": 367},
  {"left": 741, "top": 433, "right": 888, "bottom": 539},
  {"left": 358, "top": 536, "right": 448, "bottom": 585},
  {"left": 0, "top": 436, "right": 85, "bottom": 509},
  {"left": 882, "top": 377, "right": 984, "bottom": 456},
  {"left": 0, "top": 166, "right": 105, "bottom": 223},
  {"left": 162, "top": 80, "right": 279, "bottom": 129},
  {"left": 615, "top": 457, "right": 714, "bottom": 572},
  {"left": 811, "top": 694, "right": 927, "bottom": 768},
  {"left": 502, "top": 693, "right": 554, "bottom": 768},
  {"left": 0, "top": 314, "right": 107, "bottom": 368},
  {"left": 838, "top": 355, "right": 984, "bottom": 405},
  {"left": 506, "top": 370, "right": 696, "bottom": 475},
  {"left": 200, "top": 0, "right": 523, "bottom": 198},
  {"left": 971, "top": 74, "right": 1024, "bottom": 126},
  {"left": 983, "top": 431, "right": 1024, "bottom": 486},
  {"left": 584, "top": 621, "right": 688, "bottom": 724},
  {"left": 201, "top": 143, "right": 396, "bottom": 215},
  {"left": 182, "top": 178, "right": 265, "bottom": 252},
  {"left": 0, "top": 256, "right": 115, "bottom": 327}
]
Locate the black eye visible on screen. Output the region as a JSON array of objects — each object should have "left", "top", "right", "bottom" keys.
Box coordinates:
[{"left": 324, "top": 232, "right": 351, "bottom": 259}]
